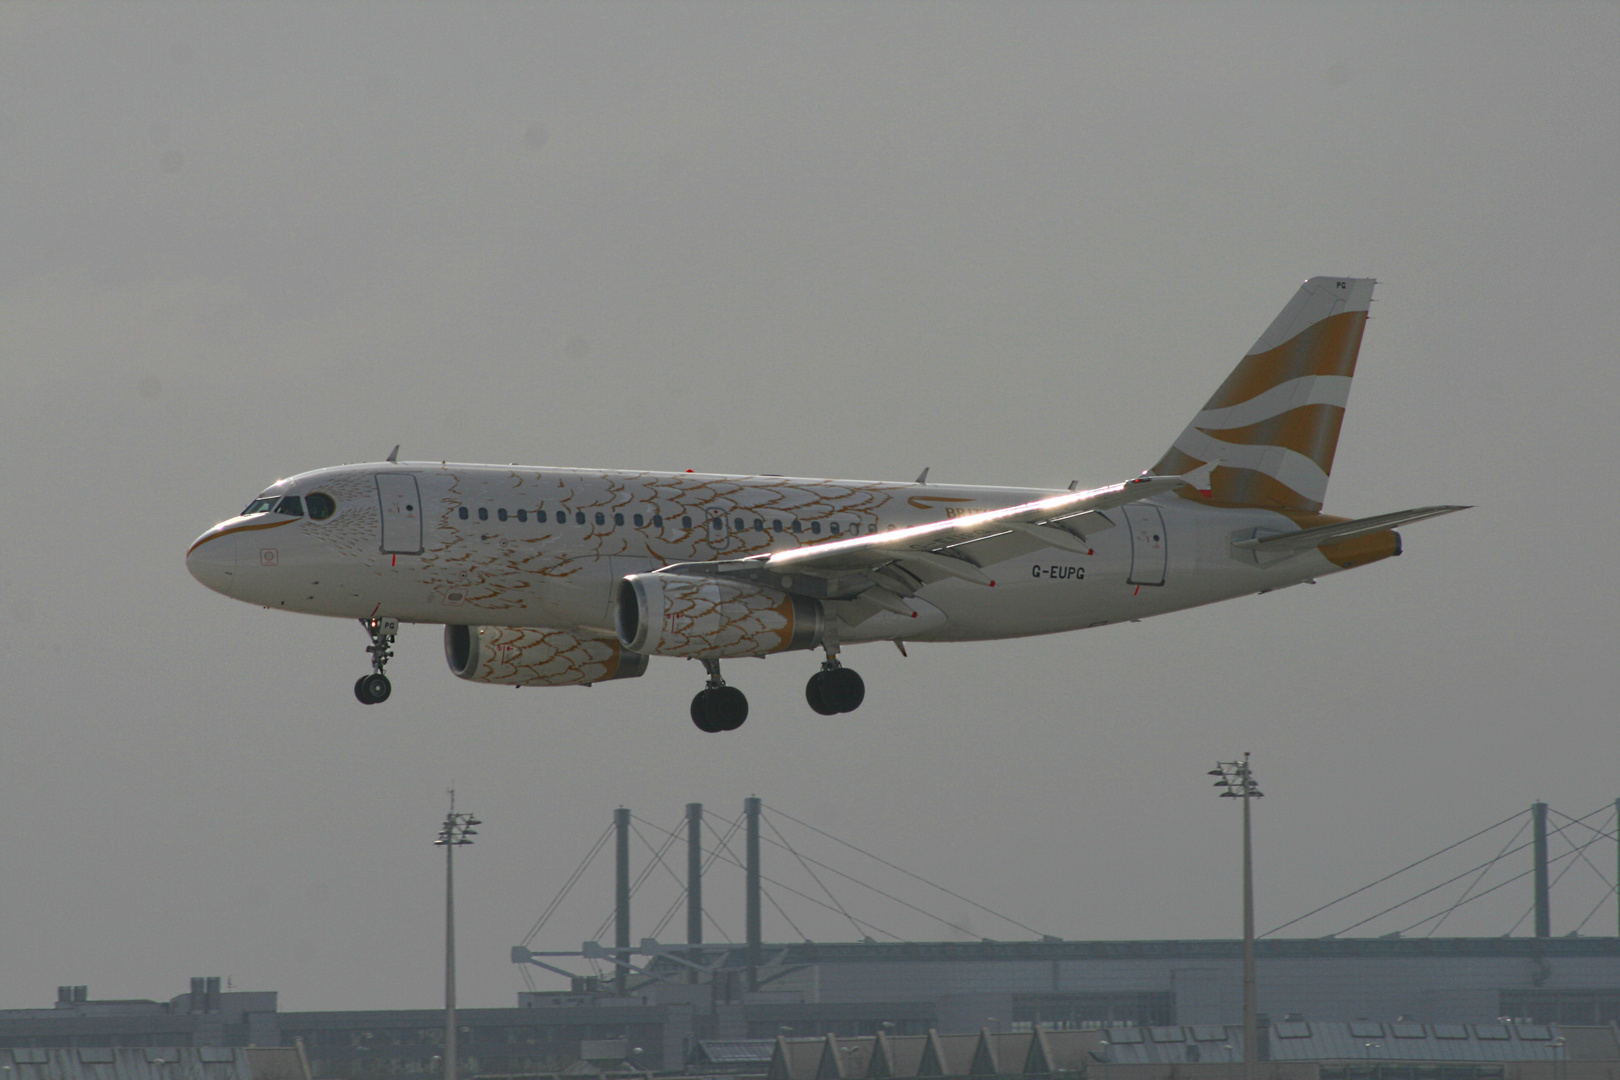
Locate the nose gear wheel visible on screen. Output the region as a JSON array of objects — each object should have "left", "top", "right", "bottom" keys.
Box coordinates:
[{"left": 355, "top": 617, "right": 398, "bottom": 705}]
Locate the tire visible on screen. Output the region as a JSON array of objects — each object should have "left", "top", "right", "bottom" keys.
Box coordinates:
[
  {"left": 821, "top": 667, "right": 865, "bottom": 713},
  {"left": 712, "top": 685, "right": 749, "bottom": 730},
  {"left": 805, "top": 672, "right": 838, "bottom": 716},
  {"left": 357, "top": 673, "right": 392, "bottom": 704},
  {"left": 690, "top": 690, "right": 726, "bottom": 733}
]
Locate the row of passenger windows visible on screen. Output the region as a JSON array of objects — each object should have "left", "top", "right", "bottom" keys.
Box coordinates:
[{"left": 455, "top": 505, "right": 878, "bottom": 536}]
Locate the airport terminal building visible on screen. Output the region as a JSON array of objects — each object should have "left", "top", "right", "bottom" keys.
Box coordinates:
[{"left": 5, "top": 938, "right": 1620, "bottom": 1078}]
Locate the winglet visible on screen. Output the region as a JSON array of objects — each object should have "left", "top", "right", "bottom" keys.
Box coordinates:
[
  {"left": 386, "top": 444, "right": 400, "bottom": 463},
  {"left": 915, "top": 467, "right": 930, "bottom": 485}
]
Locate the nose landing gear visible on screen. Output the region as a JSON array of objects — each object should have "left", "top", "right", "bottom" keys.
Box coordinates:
[
  {"left": 806, "top": 653, "right": 864, "bottom": 715},
  {"left": 355, "top": 617, "right": 398, "bottom": 704},
  {"left": 690, "top": 658, "right": 748, "bottom": 732}
]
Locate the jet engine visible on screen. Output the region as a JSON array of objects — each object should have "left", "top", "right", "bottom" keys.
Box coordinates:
[
  {"left": 616, "top": 573, "right": 823, "bottom": 658},
  {"left": 444, "top": 625, "right": 649, "bottom": 686}
]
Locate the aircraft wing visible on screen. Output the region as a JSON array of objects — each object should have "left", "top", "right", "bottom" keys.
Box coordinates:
[
  {"left": 1231, "top": 505, "right": 1469, "bottom": 551},
  {"left": 656, "top": 473, "right": 1199, "bottom": 615}
]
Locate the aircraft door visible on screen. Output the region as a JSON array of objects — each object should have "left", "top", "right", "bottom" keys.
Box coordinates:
[
  {"left": 376, "top": 474, "right": 424, "bottom": 554},
  {"left": 1123, "top": 503, "right": 1167, "bottom": 586}
]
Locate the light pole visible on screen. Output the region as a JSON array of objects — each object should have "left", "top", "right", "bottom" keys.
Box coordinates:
[
  {"left": 1210, "top": 754, "right": 1264, "bottom": 1080},
  {"left": 437, "top": 793, "right": 481, "bottom": 1080}
]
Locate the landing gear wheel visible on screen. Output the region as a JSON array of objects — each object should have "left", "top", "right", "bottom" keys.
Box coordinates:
[
  {"left": 690, "top": 686, "right": 748, "bottom": 732},
  {"left": 822, "top": 667, "right": 865, "bottom": 713},
  {"left": 355, "top": 673, "right": 392, "bottom": 704},
  {"left": 806, "top": 664, "right": 864, "bottom": 714},
  {"left": 356, "top": 617, "right": 399, "bottom": 704},
  {"left": 805, "top": 671, "right": 838, "bottom": 716}
]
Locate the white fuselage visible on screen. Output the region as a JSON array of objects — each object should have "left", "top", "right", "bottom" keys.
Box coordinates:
[{"left": 187, "top": 462, "right": 1345, "bottom": 645}]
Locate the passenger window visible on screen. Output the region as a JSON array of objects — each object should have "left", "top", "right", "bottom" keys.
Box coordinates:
[
  {"left": 633, "top": 513, "right": 645, "bottom": 527},
  {"left": 830, "top": 522, "right": 841, "bottom": 536},
  {"left": 537, "top": 510, "right": 547, "bottom": 523},
  {"left": 516, "top": 509, "right": 527, "bottom": 522},
  {"left": 306, "top": 493, "right": 336, "bottom": 521},
  {"left": 791, "top": 519, "right": 801, "bottom": 533},
  {"left": 478, "top": 508, "right": 489, "bottom": 521},
  {"left": 652, "top": 514, "right": 663, "bottom": 528},
  {"left": 614, "top": 513, "right": 624, "bottom": 527},
  {"left": 772, "top": 519, "right": 783, "bottom": 532},
  {"left": 710, "top": 517, "right": 723, "bottom": 530},
  {"left": 458, "top": 506, "right": 469, "bottom": 520},
  {"left": 576, "top": 512, "right": 586, "bottom": 525},
  {"left": 734, "top": 518, "right": 745, "bottom": 531},
  {"left": 810, "top": 521, "right": 821, "bottom": 535},
  {"left": 594, "top": 512, "right": 605, "bottom": 526},
  {"left": 498, "top": 508, "right": 508, "bottom": 522},
  {"left": 753, "top": 519, "right": 764, "bottom": 532},
  {"left": 681, "top": 515, "right": 692, "bottom": 529}
]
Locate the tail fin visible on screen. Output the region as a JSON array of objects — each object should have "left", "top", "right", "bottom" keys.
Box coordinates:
[{"left": 1150, "top": 276, "right": 1375, "bottom": 513}]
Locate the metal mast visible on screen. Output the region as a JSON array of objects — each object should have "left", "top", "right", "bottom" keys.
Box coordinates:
[
  {"left": 436, "top": 794, "right": 480, "bottom": 1080},
  {"left": 1211, "top": 754, "right": 1263, "bottom": 1080}
]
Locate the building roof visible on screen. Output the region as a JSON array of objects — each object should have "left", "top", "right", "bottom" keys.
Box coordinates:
[{"left": 1099, "top": 1022, "right": 1587, "bottom": 1066}]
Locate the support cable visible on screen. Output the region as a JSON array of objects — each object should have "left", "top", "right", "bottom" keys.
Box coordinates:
[
  {"left": 522, "top": 822, "right": 615, "bottom": 948},
  {"left": 763, "top": 811, "right": 867, "bottom": 941},
  {"left": 646, "top": 810, "right": 745, "bottom": 943},
  {"left": 698, "top": 825, "right": 903, "bottom": 942},
  {"left": 1332, "top": 835, "right": 1542, "bottom": 937},
  {"left": 1504, "top": 808, "right": 1616, "bottom": 936},
  {"left": 1404, "top": 831, "right": 1607, "bottom": 938},
  {"left": 764, "top": 801, "right": 1048, "bottom": 938},
  {"left": 754, "top": 815, "right": 987, "bottom": 940},
  {"left": 590, "top": 821, "right": 683, "bottom": 944},
  {"left": 1427, "top": 817, "right": 1529, "bottom": 936},
  {"left": 1262, "top": 809, "right": 1528, "bottom": 938}
]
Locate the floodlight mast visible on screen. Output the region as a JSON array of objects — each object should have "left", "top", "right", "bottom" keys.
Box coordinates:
[
  {"left": 436, "top": 794, "right": 481, "bottom": 1080},
  {"left": 1210, "top": 754, "right": 1264, "bottom": 1080}
]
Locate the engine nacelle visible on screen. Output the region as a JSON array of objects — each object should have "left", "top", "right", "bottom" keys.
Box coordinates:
[
  {"left": 616, "top": 573, "right": 823, "bottom": 658},
  {"left": 444, "top": 625, "right": 649, "bottom": 687}
]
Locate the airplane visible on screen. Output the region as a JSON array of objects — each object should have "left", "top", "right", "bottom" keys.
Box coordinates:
[{"left": 187, "top": 276, "right": 1465, "bottom": 732}]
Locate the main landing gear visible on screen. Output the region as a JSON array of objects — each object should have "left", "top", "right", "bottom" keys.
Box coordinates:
[
  {"left": 355, "top": 617, "right": 398, "bottom": 705},
  {"left": 806, "top": 653, "right": 865, "bottom": 716},
  {"left": 690, "top": 659, "right": 748, "bottom": 733}
]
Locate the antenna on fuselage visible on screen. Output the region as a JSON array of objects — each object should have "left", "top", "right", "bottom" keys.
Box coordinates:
[{"left": 385, "top": 444, "right": 400, "bottom": 463}]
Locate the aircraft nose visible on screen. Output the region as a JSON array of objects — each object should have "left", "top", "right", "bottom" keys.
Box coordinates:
[{"left": 186, "top": 527, "right": 239, "bottom": 597}]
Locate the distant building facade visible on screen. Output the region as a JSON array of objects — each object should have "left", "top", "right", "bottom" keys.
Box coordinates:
[{"left": 1, "top": 939, "right": 1617, "bottom": 1079}]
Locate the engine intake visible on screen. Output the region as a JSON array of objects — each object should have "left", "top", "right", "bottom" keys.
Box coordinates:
[
  {"left": 616, "top": 573, "right": 823, "bottom": 658},
  {"left": 444, "top": 625, "right": 648, "bottom": 686}
]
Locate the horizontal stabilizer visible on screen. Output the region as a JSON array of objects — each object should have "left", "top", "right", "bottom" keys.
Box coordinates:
[{"left": 1233, "top": 505, "right": 1469, "bottom": 551}]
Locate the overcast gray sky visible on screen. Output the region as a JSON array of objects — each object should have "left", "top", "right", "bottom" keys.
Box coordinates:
[{"left": 1, "top": 2, "right": 1616, "bottom": 1012}]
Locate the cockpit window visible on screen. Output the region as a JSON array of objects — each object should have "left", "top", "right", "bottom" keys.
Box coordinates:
[
  {"left": 306, "top": 493, "right": 336, "bottom": 520},
  {"left": 241, "top": 496, "right": 305, "bottom": 517}
]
